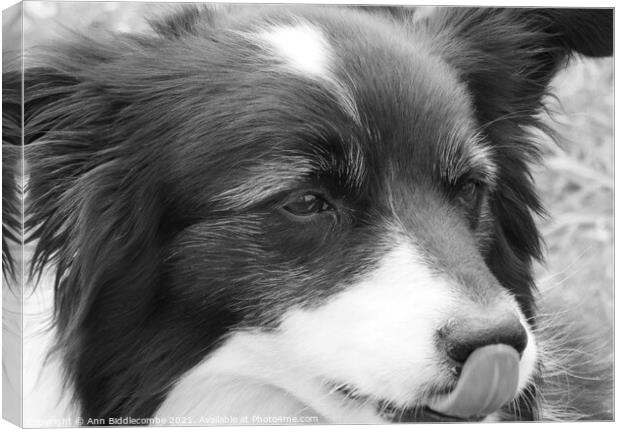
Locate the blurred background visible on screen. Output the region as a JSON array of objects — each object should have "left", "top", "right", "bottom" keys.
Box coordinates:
[{"left": 3, "top": 0, "right": 614, "bottom": 381}]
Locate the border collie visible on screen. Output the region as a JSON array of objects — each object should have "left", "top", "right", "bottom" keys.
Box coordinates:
[{"left": 2, "top": 4, "right": 613, "bottom": 425}]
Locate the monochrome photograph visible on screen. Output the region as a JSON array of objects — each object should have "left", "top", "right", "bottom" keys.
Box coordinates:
[{"left": 2, "top": 2, "right": 614, "bottom": 426}]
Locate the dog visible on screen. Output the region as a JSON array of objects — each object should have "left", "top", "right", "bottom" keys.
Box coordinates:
[{"left": 2, "top": 4, "right": 613, "bottom": 425}]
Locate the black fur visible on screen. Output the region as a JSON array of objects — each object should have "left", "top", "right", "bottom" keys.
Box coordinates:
[
  {"left": 2, "top": 69, "right": 22, "bottom": 281},
  {"left": 2, "top": 5, "right": 613, "bottom": 423}
]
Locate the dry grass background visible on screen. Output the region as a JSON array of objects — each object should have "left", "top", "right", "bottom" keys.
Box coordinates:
[{"left": 6, "top": 0, "right": 615, "bottom": 371}]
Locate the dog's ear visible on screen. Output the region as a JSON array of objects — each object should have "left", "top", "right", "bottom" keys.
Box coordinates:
[
  {"left": 543, "top": 9, "right": 613, "bottom": 57},
  {"left": 12, "top": 58, "right": 176, "bottom": 416},
  {"left": 15, "top": 60, "right": 164, "bottom": 348},
  {"left": 425, "top": 8, "right": 612, "bottom": 128}
]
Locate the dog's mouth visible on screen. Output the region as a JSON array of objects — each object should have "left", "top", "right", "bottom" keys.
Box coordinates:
[
  {"left": 326, "top": 344, "right": 521, "bottom": 422},
  {"left": 327, "top": 382, "right": 477, "bottom": 422},
  {"left": 381, "top": 403, "right": 481, "bottom": 423}
]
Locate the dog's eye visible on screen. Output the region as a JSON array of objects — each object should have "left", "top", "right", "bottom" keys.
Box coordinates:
[
  {"left": 455, "top": 180, "right": 482, "bottom": 209},
  {"left": 457, "top": 180, "right": 484, "bottom": 217},
  {"left": 460, "top": 181, "right": 479, "bottom": 203},
  {"left": 282, "top": 193, "right": 334, "bottom": 217}
]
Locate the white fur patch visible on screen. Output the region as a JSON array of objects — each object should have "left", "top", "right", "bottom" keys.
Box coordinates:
[
  {"left": 244, "top": 22, "right": 360, "bottom": 123},
  {"left": 258, "top": 23, "right": 330, "bottom": 79},
  {"left": 275, "top": 242, "right": 458, "bottom": 408},
  {"left": 518, "top": 316, "right": 538, "bottom": 392}
]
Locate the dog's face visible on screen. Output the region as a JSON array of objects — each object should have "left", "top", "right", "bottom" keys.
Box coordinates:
[
  {"left": 4, "top": 4, "right": 612, "bottom": 423},
  {"left": 159, "top": 8, "right": 537, "bottom": 420}
]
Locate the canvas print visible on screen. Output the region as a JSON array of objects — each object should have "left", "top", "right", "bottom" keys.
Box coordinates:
[{"left": 2, "top": 2, "right": 614, "bottom": 426}]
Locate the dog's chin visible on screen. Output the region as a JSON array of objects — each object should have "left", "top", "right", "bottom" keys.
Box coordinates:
[
  {"left": 383, "top": 406, "right": 482, "bottom": 423},
  {"left": 324, "top": 381, "right": 482, "bottom": 423}
]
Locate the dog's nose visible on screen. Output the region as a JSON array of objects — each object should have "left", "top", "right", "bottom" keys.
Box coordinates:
[{"left": 440, "top": 315, "right": 528, "bottom": 364}]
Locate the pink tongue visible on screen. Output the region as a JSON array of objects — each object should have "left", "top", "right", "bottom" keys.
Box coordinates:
[{"left": 428, "top": 344, "right": 520, "bottom": 419}]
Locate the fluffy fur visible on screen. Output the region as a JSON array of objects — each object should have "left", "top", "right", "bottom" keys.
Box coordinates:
[{"left": 2, "top": 5, "right": 613, "bottom": 424}]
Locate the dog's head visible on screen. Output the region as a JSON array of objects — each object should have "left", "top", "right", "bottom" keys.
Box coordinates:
[{"left": 4, "top": 5, "right": 612, "bottom": 422}]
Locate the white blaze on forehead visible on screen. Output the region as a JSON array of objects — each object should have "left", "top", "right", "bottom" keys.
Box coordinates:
[
  {"left": 258, "top": 23, "right": 330, "bottom": 78},
  {"left": 249, "top": 22, "right": 360, "bottom": 123}
]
